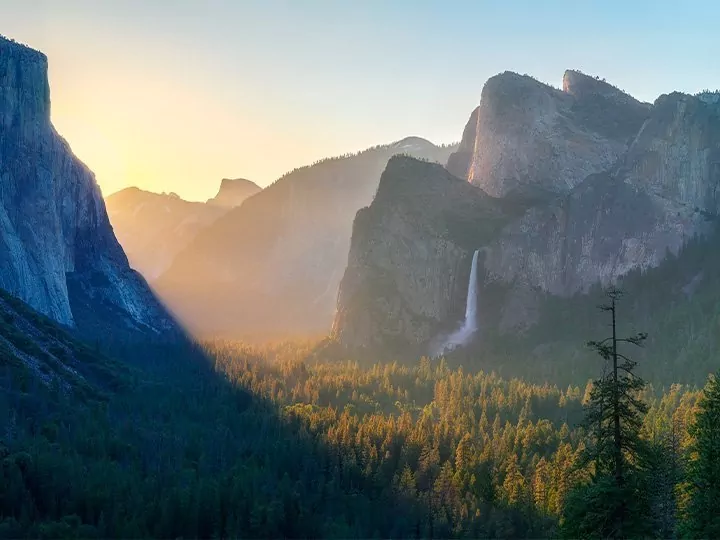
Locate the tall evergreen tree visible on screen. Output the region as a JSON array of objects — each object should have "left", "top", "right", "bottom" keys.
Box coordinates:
[
  {"left": 646, "top": 433, "right": 680, "bottom": 538},
  {"left": 563, "top": 290, "right": 651, "bottom": 539},
  {"left": 681, "top": 373, "right": 720, "bottom": 538}
]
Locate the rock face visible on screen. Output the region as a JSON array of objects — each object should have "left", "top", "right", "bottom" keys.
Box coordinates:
[
  {"left": 206, "top": 178, "right": 261, "bottom": 208},
  {"left": 484, "top": 173, "right": 711, "bottom": 296},
  {"left": 465, "top": 70, "right": 649, "bottom": 198},
  {"left": 156, "top": 138, "right": 456, "bottom": 338},
  {"left": 332, "top": 156, "right": 515, "bottom": 349},
  {"left": 106, "top": 188, "right": 226, "bottom": 280},
  {"left": 334, "top": 70, "right": 720, "bottom": 351},
  {"left": 0, "top": 36, "right": 175, "bottom": 338},
  {"left": 446, "top": 107, "right": 479, "bottom": 179},
  {"left": 622, "top": 92, "right": 720, "bottom": 213},
  {"left": 485, "top": 91, "right": 720, "bottom": 296}
]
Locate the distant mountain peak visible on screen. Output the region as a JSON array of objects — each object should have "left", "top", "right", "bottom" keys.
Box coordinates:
[
  {"left": 390, "top": 136, "right": 436, "bottom": 150},
  {"left": 207, "top": 178, "right": 261, "bottom": 208},
  {"left": 111, "top": 186, "right": 143, "bottom": 196},
  {"left": 219, "top": 177, "right": 256, "bottom": 187},
  {"left": 106, "top": 186, "right": 188, "bottom": 206},
  {"left": 156, "top": 139, "right": 457, "bottom": 338}
]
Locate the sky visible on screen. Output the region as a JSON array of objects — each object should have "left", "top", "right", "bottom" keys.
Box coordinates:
[{"left": 1, "top": 0, "right": 719, "bottom": 201}]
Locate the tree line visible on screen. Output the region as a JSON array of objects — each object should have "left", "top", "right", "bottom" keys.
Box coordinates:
[{"left": 0, "top": 294, "right": 719, "bottom": 538}]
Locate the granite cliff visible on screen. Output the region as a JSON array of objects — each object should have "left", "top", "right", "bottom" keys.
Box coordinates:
[
  {"left": 332, "top": 156, "right": 520, "bottom": 349},
  {"left": 484, "top": 89, "right": 720, "bottom": 297},
  {"left": 334, "top": 70, "right": 720, "bottom": 352},
  {"left": 0, "top": 36, "right": 175, "bottom": 338},
  {"left": 459, "top": 70, "right": 649, "bottom": 198},
  {"left": 446, "top": 107, "right": 479, "bottom": 179}
]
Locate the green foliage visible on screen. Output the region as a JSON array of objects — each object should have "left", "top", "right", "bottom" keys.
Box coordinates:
[
  {"left": 681, "top": 373, "right": 720, "bottom": 538},
  {"left": 562, "top": 472, "right": 652, "bottom": 539},
  {"left": 0, "top": 324, "right": 713, "bottom": 538},
  {"left": 562, "top": 292, "right": 654, "bottom": 538},
  {"left": 0, "top": 288, "right": 130, "bottom": 403}
]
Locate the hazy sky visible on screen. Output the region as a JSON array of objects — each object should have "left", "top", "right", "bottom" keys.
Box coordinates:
[{"left": 2, "top": 0, "right": 718, "bottom": 201}]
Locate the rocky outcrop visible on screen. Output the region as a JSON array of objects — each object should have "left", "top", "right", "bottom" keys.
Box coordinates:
[
  {"left": 622, "top": 92, "right": 720, "bottom": 213},
  {"left": 332, "top": 156, "right": 514, "bottom": 349},
  {"left": 0, "top": 36, "right": 175, "bottom": 338},
  {"left": 156, "top": 138, "right": 456, "bottom": 338},
  {"left": 484, "top": 173, "right": 712, "bottom": 296},
  {"left": 465, "top": 71, "right": 649, "bottom": 198},
  {"left": 106, "top": 188, "right": 226, "bottom": 280},
  {"left": 484, "top": 90, "right": 720, "bottom": 296},
  {"left": 206, "top": 178, "right": 261, "bottom": 208},
  {"left": 446, "top": 107, "right": 479, "bottom": 179}
]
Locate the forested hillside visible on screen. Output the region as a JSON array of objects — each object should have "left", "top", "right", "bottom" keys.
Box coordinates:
[{"left": 1, "top": 326, "right": 717, "bottom": 538}]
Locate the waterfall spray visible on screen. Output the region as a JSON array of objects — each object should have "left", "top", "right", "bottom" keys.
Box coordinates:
[{"left": 435, "top": 249, "right": 480, "bottom": 356}]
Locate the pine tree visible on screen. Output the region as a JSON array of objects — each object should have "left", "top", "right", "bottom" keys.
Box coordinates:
[
  {"left": 681, "top": 373, "right": 720, "bottom": 538},
  {"left": 563, "top": 290, "right": 652, "bottom": 539},
  {"left": 645, "top": 433, "right": 680, "bottom": 538}
]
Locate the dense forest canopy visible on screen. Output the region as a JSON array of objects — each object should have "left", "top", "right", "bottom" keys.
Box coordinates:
[{"left": 1, "top": 320, "right": 717, "bottom": 538}]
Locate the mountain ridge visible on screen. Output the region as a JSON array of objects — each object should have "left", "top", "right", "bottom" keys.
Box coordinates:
[{"left": 156, "top": 137, "right": 457, "bottom": 338}]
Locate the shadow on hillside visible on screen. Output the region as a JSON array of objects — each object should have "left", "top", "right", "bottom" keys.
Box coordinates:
[
  {"left": 2, "top": 317, "right": 456, "bottom": 538},
  {"left": 115, "top": 335, "right": 486, "bottom": 538}
]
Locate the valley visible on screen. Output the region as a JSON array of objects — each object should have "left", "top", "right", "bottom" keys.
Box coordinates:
[{"left": 1, "top": 13, "right": 720, "bottom": 539}]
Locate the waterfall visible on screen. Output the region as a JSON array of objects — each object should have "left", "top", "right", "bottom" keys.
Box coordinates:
[
  {"left": 435, "top": 249, "right": 480, "bottom": 356},
  {"left": 462, "top": 249, "right": 480, "bottom": 333}
]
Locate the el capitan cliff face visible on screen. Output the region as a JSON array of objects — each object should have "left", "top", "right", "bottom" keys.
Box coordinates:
[{"left": 0, "top": 36, "right": 175, "bottom": 337}]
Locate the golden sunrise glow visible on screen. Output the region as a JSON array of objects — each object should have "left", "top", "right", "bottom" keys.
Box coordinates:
[{"left": 49, "top": 68, "right": 273, "bottom": 200}]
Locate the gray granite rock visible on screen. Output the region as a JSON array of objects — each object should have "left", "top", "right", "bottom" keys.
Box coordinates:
[
  {"left": 0, "top": 36, "right": 175, "bottom": 338},
  {"left": 465, "top": 71, "right": 649, "bottom": 198},
  {"left": 334, "top": 72, "right": 720, "bottom": 349},
  {"left": 485, "top": 90, "right": 720, "bottom": 297},
  {"left": 332, "top": 156, "right": 513, "bottom": 348}
]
